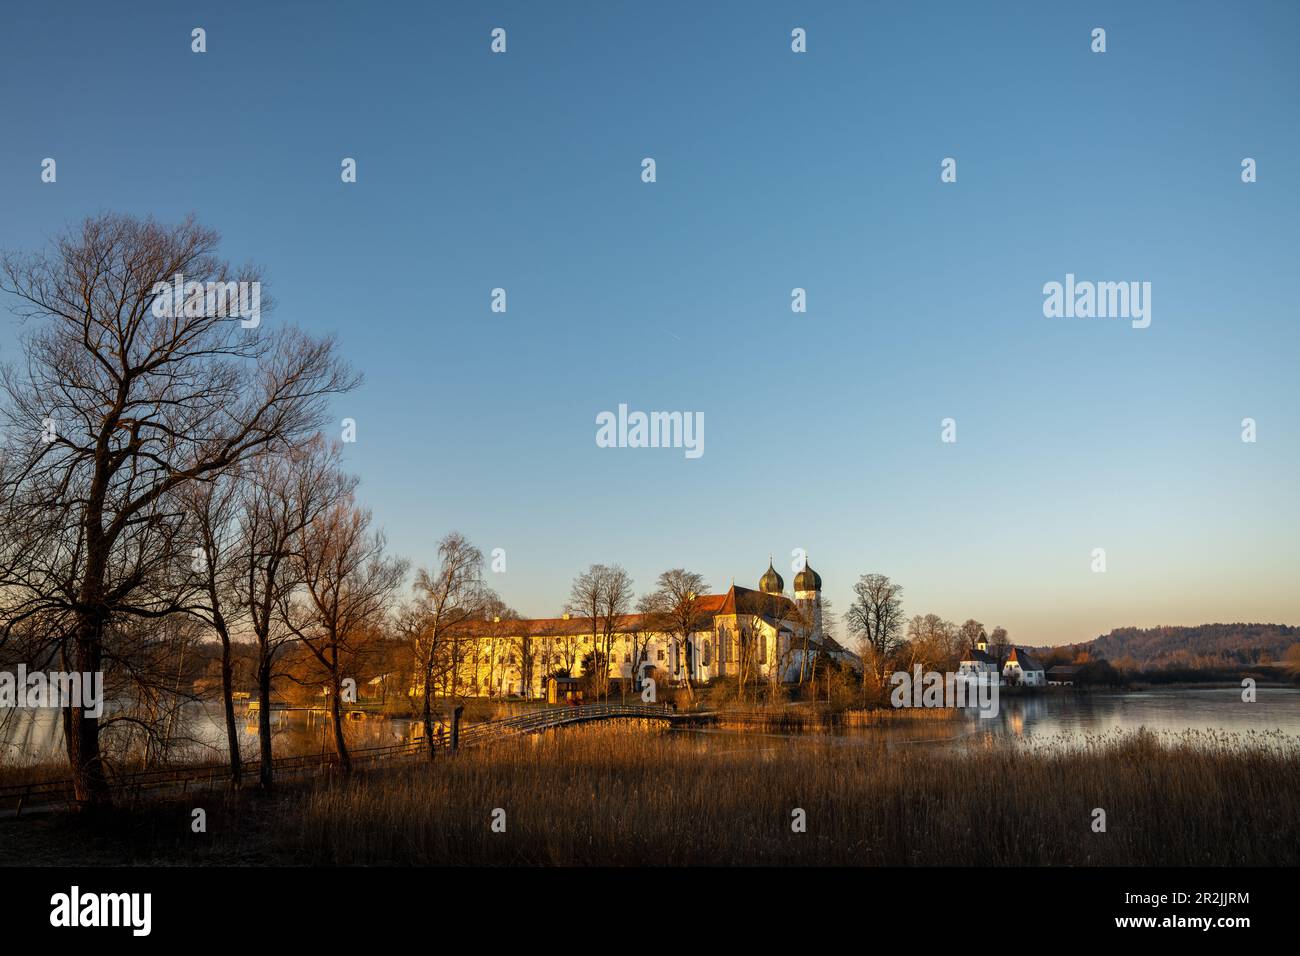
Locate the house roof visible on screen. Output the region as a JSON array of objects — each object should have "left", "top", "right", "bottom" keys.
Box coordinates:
[
  {"left": 716, "top": 584, "right": 797, "bottom": 620},
  {"left": 1006, "top": 646, "right": 1044, "bottom": 671},
  {"left": 962, "top": 646, "right": 999, "bottom": 665},
  {"left": 819, "top": 634, "right": 849, "bottom": 654}
]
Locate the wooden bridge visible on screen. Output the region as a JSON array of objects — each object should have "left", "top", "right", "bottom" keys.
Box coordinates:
[
  {"left": 0, "top": 701, "right": 699, "bottom": 818},
  {"left": 453, "top": 701, "right": 694, "bottom": 746}
]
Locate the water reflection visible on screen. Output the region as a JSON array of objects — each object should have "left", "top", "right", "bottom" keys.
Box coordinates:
[
  {"left": 3, "top": 687, "right": 1298, "bottom": 766},
  {"left": 977, "top": 687, "right": 1300, "bottom": 738},
  {"left": 677, "top": 687, "right": 1300, "bottom": 754},
  {"left": 0, "top": 702, "right": 421, "bottom": 768}
]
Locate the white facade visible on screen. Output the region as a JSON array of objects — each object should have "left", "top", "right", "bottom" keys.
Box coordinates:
[
  {"left": 959, "top": 645, "right": 1046, "bottom": 688},
  {"left": 458, "top": 565, "right": 855, "bottom": 698},
  {"left": 1001, "top": 650, "right": 1045, "bottom": 686}
]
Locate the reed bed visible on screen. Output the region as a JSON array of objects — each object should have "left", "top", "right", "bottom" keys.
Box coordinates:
[{"left": 281, "top": 724, "right": 1300, "bottom": 866}]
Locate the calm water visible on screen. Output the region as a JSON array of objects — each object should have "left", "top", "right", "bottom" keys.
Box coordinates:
[
  {"left": 0, "top": 702, "right": 420, "bottom": 767},
  {"left": 679, "top": 686, "right": 1300, "bottom": 754},
  {"left": 967, "top": 686, "right": 1300, "bottom": 738},
  {"left": 889, "top": 686, "right": 1300, "bottom": 754},
  {"left": 4, "top": 687, "right": 1298, "bottom": 766}
]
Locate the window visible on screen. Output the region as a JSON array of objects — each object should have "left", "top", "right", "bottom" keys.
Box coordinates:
[
  {"left": 624, "top": 652, "right": 631, "bottom": 663},
  {"left": 657, "top": 648, "right": 665, "bottom": 661}
]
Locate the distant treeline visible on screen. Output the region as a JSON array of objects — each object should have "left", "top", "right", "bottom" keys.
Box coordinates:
[{"left": 1032, "top": 623, "right": 1300, "bottom": 675}]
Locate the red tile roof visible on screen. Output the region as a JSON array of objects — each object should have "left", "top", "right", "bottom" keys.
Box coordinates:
[{"left": 459, "top": 585, "right": 797, "bottom": 638}]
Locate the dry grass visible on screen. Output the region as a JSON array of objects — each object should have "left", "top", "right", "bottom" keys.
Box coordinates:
[
  {"left": 0, "top": 760, "right": 67, "bottom": 788},
  {"left": 279, "top": 724, "right": 1300, "bottom": 866}
]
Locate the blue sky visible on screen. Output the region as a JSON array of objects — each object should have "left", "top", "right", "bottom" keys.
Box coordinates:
[{"left": 1, "top": 1, "right": 1297, "bottom": 645}]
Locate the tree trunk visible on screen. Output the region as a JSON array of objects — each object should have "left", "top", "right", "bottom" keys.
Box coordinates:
[
  {"left": 258, "top": 655, "right": 275, "bottom": 792},
  {"left": 65, "top": 616, "right": 111, "bottom": 810},
  {"left": 218, "top": 624, "right": 242, "bottom": 788},
  {"left": 679, "top": 637, "right": 695, "bottom": 707},
  {"left": 330, "top": 672, "right": 351, "bottom": 775},
  {"left": 422, "top": 660, "right": 437, "bottom": 761}
]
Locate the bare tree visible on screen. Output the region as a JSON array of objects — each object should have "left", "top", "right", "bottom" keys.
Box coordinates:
[
  {"left": 792, "top": 602, "right": 815, "bottom": 686},
  {"left": 179, "top": 469, "right": 247, "bottom": 786},
  {"left": 735, "top": 615, "right": 763, "bottom": 703},
  {"left": 280, "top": 496, "right": 405, "bottom": 775},
  {"left": 565, "top": 566, "right": 604, "bottom": 692},
  {"left": 642, "top": 569, "right": 710, "bottom": 706},
  {"left": 500, "top": 609, "right": 533, "bottom": 698},
  {"left": 596, "top": 566, "right": 633, "bottom": 700},
  {"left": 409, "top": 533, "right": 492, "bottom": 759},
  {"left": 904, "top": 613, "right": 961, "bottom": 673},
  {"left": 478, "top": 597, "right": 522, "bottom": 696},
  {"left": 844, "top": 573, "right": 906, "bottom": 695},
  {"left": 756, "top": 590, "right": 792, "bottom": 697},
  {"left": 565, "top": 564, "right": 633, "bottom": 700},
  {"left": 958, "top": 619, "right": 987, "bottom": 650},
  {"left": 235, "top": 438, "right": 354, "bottom": 791},
  {"left": 562, "top": 631, "right": 583, "bottom": 675},
  {"left": 0, "top": 213, "right": 356, "bottom": 808},
  {"left": 626, "top": 595, "right": 660, "bottom": 696},
  {"left": 988, "top": 625, "right": 1010, "bottom": 661}
]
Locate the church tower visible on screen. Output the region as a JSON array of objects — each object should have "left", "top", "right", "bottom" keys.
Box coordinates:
[
  {"left": 793, "top": 556, "right": 823, "bottom": 637},
  {"left": 758, "top": 557, "right": 784, "bottom": 595}
]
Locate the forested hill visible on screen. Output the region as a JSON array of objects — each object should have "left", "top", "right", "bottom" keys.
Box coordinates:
[{"left": 1038, "top": 624, "right": 1299, "bottom": 670}]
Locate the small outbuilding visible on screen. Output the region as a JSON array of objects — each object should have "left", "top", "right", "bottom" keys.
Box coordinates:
[
  {"left": 1047, "top": 664, "right": 1082, "bottom": 686},
  {"left": 546, "top": 676, "right": 582, "bottom": 705}
]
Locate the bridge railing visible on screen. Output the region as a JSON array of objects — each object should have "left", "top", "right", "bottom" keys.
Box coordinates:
[{"left": 454, "top": 701, "right": 672, "bottom": 743}]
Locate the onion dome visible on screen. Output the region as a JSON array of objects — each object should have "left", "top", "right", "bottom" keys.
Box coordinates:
[
  {"left": 793, "top": 558, "right": 822, "bottom": 593},
  {"left": 758, "top": 558, "right": 784, "bottom": 595}
]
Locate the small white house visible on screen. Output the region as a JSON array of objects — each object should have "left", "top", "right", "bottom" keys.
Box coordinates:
[{"left": 1002, "top": 647, "right": 1045, "bottom": 686}]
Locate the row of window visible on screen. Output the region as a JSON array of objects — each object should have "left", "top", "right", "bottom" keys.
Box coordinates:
[{"left": 471, "top": 633, "right": 773, "bottom": 671}]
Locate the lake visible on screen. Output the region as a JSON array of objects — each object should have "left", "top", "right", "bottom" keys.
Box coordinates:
[{"left": 3, "top": 686, "right": 1298, "bottom": 767}]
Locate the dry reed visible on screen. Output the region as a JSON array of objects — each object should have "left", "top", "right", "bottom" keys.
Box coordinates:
[{"left": 281, "top": 724, "right": 1300, "bottom": 866}]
